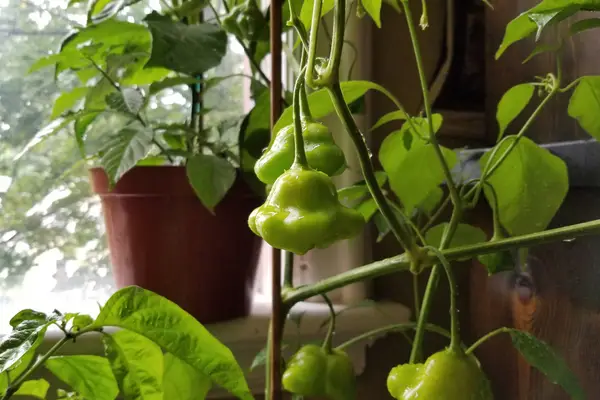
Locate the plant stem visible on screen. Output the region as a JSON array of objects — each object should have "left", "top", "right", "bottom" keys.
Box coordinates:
[
  {"left": 217, "top": 0, "right": 274, "bottom": 91},
  {"left": 292, "top": 74, "right": 309, "bottom": 167},
  {"left": 473, "top": 75, "right": 559, "bottom": 204},
  {"left": 283, "top": 250, "right": 294, "bottom": 289},
  {"left": 321, "top": 294, "right": 336, "bottom": 352},
  {"left": 326, "top": 0, "right": 345, "bottom": 82},
  {"left": 400, "top": 0, "right": 460, "bottom": 208},
  {"left": 486, "top": 86, "right": 557, "bottom": 178},
  {"left": 421, "top": 195, "right": 451, "bottom": 232},
  {"left": 465, "top": 327, "right": 511, "bottom": 355},
  {"left": 284, "top": 217, "right": 600, "bottom": 306},
  {"left": 425, "top": 246, "right": 460, "bottom": 351},
  {"left": 413, "top": 274, "right": 421, "bottom": 317},
  {"left": 3, "top": 335, "right": 72, "bottom": 399},
  {"left": 87, "top": 57, "right": 174, "bottom": 163},
  {"left": 305, "top": 0, "right": 324, "bottom": 88},
  {"left": 409, "top": 208, "right": 460, "bottom": 363},
  {"left": 336, "top": 322, "right": 452, "bottom": 351},
  {"left": 328, "top": 83, "right": 417, "bottom": 255}
]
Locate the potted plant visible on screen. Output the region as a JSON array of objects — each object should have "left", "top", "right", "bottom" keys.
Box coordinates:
[
  {"left": 5, "top": 0, "right": 600, "bottom": 399},
  {"left": 22, "top": 0, "right": 283, "bottom": 323}
]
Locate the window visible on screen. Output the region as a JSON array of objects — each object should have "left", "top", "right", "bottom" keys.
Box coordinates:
[{"left": 0, "top": 0, "right": 370, "bottom": 333}]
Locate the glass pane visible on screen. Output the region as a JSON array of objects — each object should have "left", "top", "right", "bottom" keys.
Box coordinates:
[{"left": 0, "top": 0, "right": 257, "bottom": 333}]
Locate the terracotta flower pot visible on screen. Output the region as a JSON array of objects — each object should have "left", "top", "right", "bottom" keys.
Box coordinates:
[{"left": 89, "top": 166, "right": 263, "bottom": 324}]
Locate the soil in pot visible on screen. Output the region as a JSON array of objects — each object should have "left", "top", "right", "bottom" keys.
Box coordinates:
[{"left": 90, "top": 166, "right": 263, "bottom": 324}]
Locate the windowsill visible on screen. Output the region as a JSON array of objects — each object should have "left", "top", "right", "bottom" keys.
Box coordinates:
[{"left": 37, "top": 300, "right": 411, "bottom": 398}]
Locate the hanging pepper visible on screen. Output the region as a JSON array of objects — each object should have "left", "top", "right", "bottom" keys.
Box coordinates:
[
  {"left": 254, "top": 121, "right": 348, "bottom": 185},
  {"left": 282, "top": 295, "right": 356, "bottom": 400},
  {"left": 248, "top": 165, "right": 365, "bottom": 255},
  {"left": 249, "top": 70, "right": 362, "bottom": 254},
  {"left": 221, "top": 0, "right": 269, "bottom": 41},
  {"left": 387, "top": 349, "right": 494, "bottom": 400},
  {"left": 282, "top": 344, "right": 356, "bottom": 400},
  {"left": 254, "top": 77, "right": 347, "bottom": 185}
]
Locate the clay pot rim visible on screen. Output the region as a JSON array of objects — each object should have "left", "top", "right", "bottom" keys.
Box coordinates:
[{"left": 88, "top": 165, "right": 258, "bottom": 200}]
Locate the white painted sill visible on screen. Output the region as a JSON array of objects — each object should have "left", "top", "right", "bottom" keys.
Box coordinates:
[{"left": 38, "top": 301, "right": 411, "bottom": 398}]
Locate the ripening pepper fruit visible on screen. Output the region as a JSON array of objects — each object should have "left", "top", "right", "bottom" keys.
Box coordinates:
[
  {"left": 282, "top": 344, "right": 357, "bottom": 400},
  {"left": 248, "top": 165, "right": 364, "bottom": 255},
  {"left": 387, "top": 349, "right": 494, "bottom": 400},
  {"left": 254, "top": 121, "right": 347, "bottom": 185},
  {"left": 221, "top": 0, "right": 269, "bottom": 41}
]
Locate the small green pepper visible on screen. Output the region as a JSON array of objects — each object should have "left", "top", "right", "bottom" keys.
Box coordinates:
[
  {"left": 221, "top": 0, "right": 269, "bottom": 41},
  {"left": 248, "top": 165, "right": 364, "bottom": 255},
  {"left": 254, "top": 121, "right": 347, "bottom": 185},
  {"left": 387, "top": 349, "right": 494, "bottom": 400},
  {"left": 282, "top": 344, "right": 356, "bottom": 400}
]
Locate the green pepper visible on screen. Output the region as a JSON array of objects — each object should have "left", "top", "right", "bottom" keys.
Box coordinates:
[
  {"left": 248, "top": 165, "right": 364, "bottom": 255},
  {"left": 387, "top": 349, "right": 494, "bottom": 400},
  {"left": 221, "top": 0, "right": 269, "bottom": 41},
  {"left": 282, "top": 344, "right": 356, "bottom": 400},
  {"left": 254, "top": 121, "right": 347, "bottom": 185}
]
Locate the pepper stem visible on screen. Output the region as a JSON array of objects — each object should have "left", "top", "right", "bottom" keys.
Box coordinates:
[
  {"left": 424, "top": 246, "right": 461, "bottom": 352},
  {"left": 292, "top": 70, "right": 309, "bottom": 168},
  {"left": 321, "top": 294, "right": 336, "bottom": 353},
  {"left": 299, "top": 74, "right": 312, "bottom": 121}
]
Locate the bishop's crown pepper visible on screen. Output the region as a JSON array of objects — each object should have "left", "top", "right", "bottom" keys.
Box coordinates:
[
  {"left": 254, "top": 120, "right": 347, "bottom": 185},
  {"left": 282, "top": 344, "right": 356, "bottom": 400},
  {"left": 387, "top": 348, "right": 494, "bottom": 400},
  {"left": 248, "top": 164, "right": 364, "bottom": 255}
]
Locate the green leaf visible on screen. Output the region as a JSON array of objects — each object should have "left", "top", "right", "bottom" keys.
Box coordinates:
[
  {"left": 55, "top": 20, "right": 151, "bottom": 79},
  {"left": 523, "top": 42, "right": 561, "bottom": 63},
  {"left": 481, "top": 136, "right": 568, "bottom": 236},
  {"left": 508, "top": 329, "right": 585, "bottom": 400},
  {"left": 570, "top": 18, "right": 600, "bottom": 35},
  {"left": 169, "top": 0, "right": 210, "bottom": 19},
  {"left": 425, "top": 223, "right": 487, "bottom": 257},
  {"left": 149, "top": 76, "right": 202, "bottom": 95},
  {"left": 529, "top": 0, "right": 600, "bottom": 14},
  {"left": 274, "top": 81, "right": 388, "bottom": 134},
  {"left": 337, "top": 171, "right": 387, "bottom": 208},
  {"left": 0, "top": 320, "right": 53, "bottom": 374},
  {"left": 371, "top": 110, "right": 408, "bottom": 131},
  {"left": 89, "top": 0, "right": 132, "bottom": 23},
  {"left": 106, "top": 88, "right": 145, "bottom": 115},
  {"left": 14, "top": 379, "right": 50, "bottom": 399},
  {"left": 144, "top": 14, "right": 227, "bottom": 76},
  {"left": 99, "top": 125, "right": 155, "bottom": 184},
  {"left": 249, "top": 344, "right": 290, "bottom": 372},
  {"left": 91, "top": 286, "right": 253, "bottom": 400},
  {"left": 300, "top": 0, "right": 334, "bottom": 32},
  {"left": 477, "top": 250, "right": 514, "bottom": 275},
  {"left": 568, "top": 76, "right": 600, "bottom": 139},
  {"left": 379, "top": 125, "right": 455, "bottom": 214},
  {"left": 361, "top": 0, "right": 383, "bottom": 27},
  {"left": 51, "top": 87, "right": 89, "bottom": 119},
  {"left": 45, "top": 356, "right": 119, "bottom": 400},
  {"left": 496, "top": 83, "right": 535, "bottom": 141},
  {"left": 186, "top": 153, "right": 236, "bottom": 211},
  {"left": 356, "top": 198, "right": 379, "bottom": 221},
  {"left": 9, "top": 310, "right": 48, "bottom": 329},
  {"left": 163, "top": 353, "right": 212, "bottom": 400},
  {"left": 495, "top": 13, "right": 537, "bottom": 59},
  {"left": 103, "top": 330, "right": 164, "bottom": 400}
]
